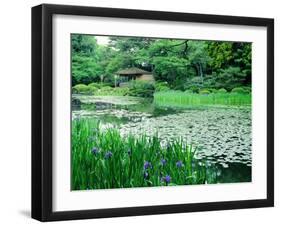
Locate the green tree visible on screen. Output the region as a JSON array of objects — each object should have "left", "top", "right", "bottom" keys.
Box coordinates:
[
  {"left": 206, "top": 41, "right": 252, "bottom": 89},
  {"left": 71, "top": 34, "right": 252, "bottom": 91},
  {"left": 146, "top": 39, "right": 209, "bottom": 88},
  {"left": 71, "top": 34, "right": 101, "bottom": 85}
]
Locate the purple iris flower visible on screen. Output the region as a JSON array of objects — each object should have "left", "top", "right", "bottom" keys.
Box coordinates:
[
  {"left": 104, "top": 151, "right": 113, "bottom": 159},
  {"left": 162, "top": 175, "right": 171, "bottom": 184},
  {"left": 160, "top": 158, "right": 167, "bottom": 166},
  {"left": 91, "top": 147, "right": 99, "bottom": 155},
  {"left": 176, "top": 160, "right": 183, "bottom": 168},
  {"left": 144, "top": 171, "right": 149, "bottom": 179},
  {"left": 144, "top": 161, "right": 152, "bottom": 170}
]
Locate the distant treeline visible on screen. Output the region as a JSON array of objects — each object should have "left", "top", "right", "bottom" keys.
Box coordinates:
[{"left": 71, "top": 34, "right": 251, "bottom": 91}]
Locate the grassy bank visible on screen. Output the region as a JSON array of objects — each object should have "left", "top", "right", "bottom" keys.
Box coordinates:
[
  {"left": 154, "top": 91, "right": 251, "bottom": 108},
  {"left": 72, "top": 119, "right": 209, "bottom": 190}
]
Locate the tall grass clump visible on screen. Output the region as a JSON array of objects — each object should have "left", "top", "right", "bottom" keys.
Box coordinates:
[
  {"left": 154, "top": 90, "right": 251, "bottom": 108},
  {"left": 72, "top": 119, "right": 208, "bottom": 190}
]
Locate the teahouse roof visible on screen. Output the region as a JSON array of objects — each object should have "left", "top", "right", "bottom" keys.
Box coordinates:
[{"left": 116, "top": 67, "right": 151, "bottom": 75}]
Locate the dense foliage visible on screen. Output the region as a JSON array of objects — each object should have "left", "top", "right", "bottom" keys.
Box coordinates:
[
  {"left": 127, "top": 80, "right": 155, "bottom": 98},
  {"left": 72, "top": 34, "right": 251, "bottom": 91},
  {"left": 72, "top": 119, "right": 214, "bottom": 190}
]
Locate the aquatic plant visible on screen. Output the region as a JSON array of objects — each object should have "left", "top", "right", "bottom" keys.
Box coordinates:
[
  {"left": 154, "top": 91, "right": 251, "bottom": 108},
  {"left": 71, "top": 118, "right": 209, "bottom": 190}
]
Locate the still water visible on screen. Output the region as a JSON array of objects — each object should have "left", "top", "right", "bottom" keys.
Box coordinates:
[{"left": 72, "top": 95, "right": 252, "bottom": 183}]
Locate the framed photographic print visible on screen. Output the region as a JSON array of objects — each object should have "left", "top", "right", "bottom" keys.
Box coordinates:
[{"left": 31, "top": 4, "right": 274, "bottom": 221}]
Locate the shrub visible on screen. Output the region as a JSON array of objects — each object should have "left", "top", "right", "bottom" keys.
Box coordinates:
[
  {"left": 72, "top": 84, "right": 91, "bottom": 94},
  {"left": 245, "top": 86, "right": 252, "bottom": 93},
  {"left": 243, "top": 86, "right": 252, "bottom": 93},
  {"left": 155, "top": 81, "right": 170, "bottom": 92},
  {"left": 114, "top": 87, "right": 129, "bottom": 96},
  {"left": 199, "top": 89, "right": 211, "bottom": 95},
  {"left": 215, "top": 67, "right": 247, "bottom": 91},
  {"left": 128, "top": 80, "right": 155, "bottom": 98},
  {"left": 188, "top": 86, "right": 200, "bottom": 93},
  {"left": 95, "top": 86, "right": 113, "bottom": 95},
  {"left": 100, "top": 86, "right": 113, "bottom": 91},
  {"left": 157, "top": 86, "right": 170, "bottom": 92},
  {"left": 183, "top": 77, "right": 203, "bottom": 93},
  {"left": 88, "top": 82, "right": 102, "bottom": 89},
  {"left": 199, "top": 67, "right": 250, "bottom": 91},
  {"left": 217, "top": 88, "right": 227, "bottom": 93},
  {"left": 101, "top": 82, "right": 114, "bottom": 88},
  {"left": 88, "top": 86, "right": 98, "bottom": 94},
  {"left": 231, "top": 87, "right": 249, "bottom": 94},
  {"left": 184, "top": 89, "right": 194, "bottom": 94},
  {"left": 72, "top": 84, "right": 99, "bottom": 94},
  {"left": 208, "top": 88, "right": 218, "bottom": 93},
  {"left": 93, "top": 86, "right": 129, "bottom": 96}
]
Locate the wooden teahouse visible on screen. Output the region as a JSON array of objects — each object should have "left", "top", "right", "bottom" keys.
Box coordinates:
[{"left": 116, "top": 67, "right": 154, "bottom": 86}]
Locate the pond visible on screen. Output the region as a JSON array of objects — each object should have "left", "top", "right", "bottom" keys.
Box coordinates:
[{"left": 72, "top": 95, "right": 252, "bottom": 183}]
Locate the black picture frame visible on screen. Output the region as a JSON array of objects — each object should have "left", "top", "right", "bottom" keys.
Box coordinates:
[{"left": 32, "top": 3, "right": 274, "bottom": 222}]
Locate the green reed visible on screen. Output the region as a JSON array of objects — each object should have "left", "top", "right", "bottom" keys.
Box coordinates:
[
  {"left": 154, "top": 91, "right": 251, "bottom": 108},
  {"left": 71, "top": 118, "right": 209, "bottom": 190}
]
